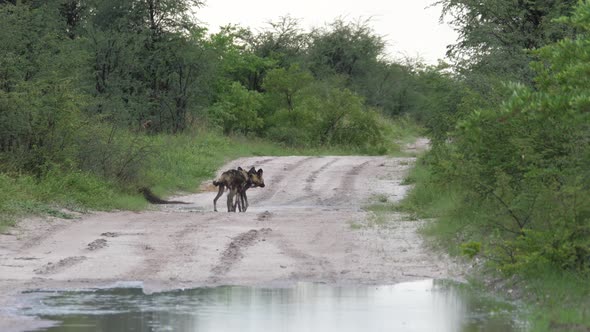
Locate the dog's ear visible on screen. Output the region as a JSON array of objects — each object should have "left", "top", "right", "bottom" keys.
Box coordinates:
[
  {"left": 249, "top": 167, "right": 256, "bottom": 173},
  {"left": 257, "top": 168, "right": 263, "bottom": 176},
  {"left": 237, "top": 167, "right": 243, "bottom": 171}
]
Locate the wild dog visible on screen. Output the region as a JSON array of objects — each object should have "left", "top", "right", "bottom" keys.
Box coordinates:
[
  {"left": 212, "top": 168, "right": 250, "bottom": 212},
  {"left": 233, "top": 167, "right": 265, "bottom": 212},
  {"left": 212, "top": 167, "right": 265, "bottom": 212}
]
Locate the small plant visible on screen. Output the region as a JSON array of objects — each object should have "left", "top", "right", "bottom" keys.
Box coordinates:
[
  {"left": 348, "top": 221, "right": 363, "bottom": 230},
  {"left": 460, "top": 241, "right": 481, "bottom": 259}
]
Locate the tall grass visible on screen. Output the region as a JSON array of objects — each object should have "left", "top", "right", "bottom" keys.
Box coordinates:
[{"left": 0, "top": 171, "right": 145, "bottom": 230}]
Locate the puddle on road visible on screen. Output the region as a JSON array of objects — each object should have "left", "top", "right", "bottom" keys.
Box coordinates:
[{"left": 23, "top": 280, "right": 526, "bottom": 332}]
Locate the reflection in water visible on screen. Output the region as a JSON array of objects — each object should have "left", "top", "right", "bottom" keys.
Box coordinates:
[{"left": 24, "top": 280, "right": 526, "bottom": 332}]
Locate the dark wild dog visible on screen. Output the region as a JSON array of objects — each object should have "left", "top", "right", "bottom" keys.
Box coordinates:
[
  {"left": 213, "top": 168, "right": 249, "bottom": 212},
  {"left": 213, "top": 167, "right": 265, "bottom": 212},
  {"left": 233, "top": 167, "right": 264, "bottom": 212}
]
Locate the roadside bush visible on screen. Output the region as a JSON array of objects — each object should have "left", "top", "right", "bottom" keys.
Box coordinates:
[
  {"left": 264, "top": 85, "right": 384, "bottom": 150},
  {"left": 0, "top": 80, "right": 84, "bottom": 176},
  {"left": 416, "top": 1, "right": 590, "bottom": 275},
  {"left": 76, "top": 123, "right": 150, "bottom": 185}
]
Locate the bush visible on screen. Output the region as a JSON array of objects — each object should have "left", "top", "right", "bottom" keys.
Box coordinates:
[
  {"left": 76, "top": 123, "right": 150, "bottom": 185},
  {"left": 208, "top": 82, "right": 264, "bottom": 135},
  {"left": 413, "top": 1, "right": 590, "bottom": 276}
]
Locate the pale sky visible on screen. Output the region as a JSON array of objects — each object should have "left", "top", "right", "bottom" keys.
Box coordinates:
[{"left": 196, "top": 0, "right": 458, "bottom": 64}]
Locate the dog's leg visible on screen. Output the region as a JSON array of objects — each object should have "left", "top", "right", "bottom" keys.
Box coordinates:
[
  {"left": 232, "top": 189, "right": 242, "bottom": 212},
  {"left": 241, "top": 191, "right": 248, "bottom": 212},
  {"left": 227, "top": 187, "right": 238, "bottom": 212},
  {"left": 213, "top": 184, "right": 225, "bottom": 212},
  {"left": 236, "top": 191, "right": 243, "bottom": 212},
  {"left": 226, "top": 188, "right": 233, "bottom": 212}
]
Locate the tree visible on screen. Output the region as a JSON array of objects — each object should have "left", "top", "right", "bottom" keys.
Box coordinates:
[
  {"left": 353, "top": 61, "right": 416, "bottom": 117},
  {"left": 305, "top": 18, "right": 417, "bottom": 118},
  {"left": 240, "top": 16, "right": 309, "bottom": 68},
  {"left": 437, "top": 0, "right": 577, "bottom": 85},
  {"left": 0, "top": 1, "right": 85, "bottom": 174},
  {"left": 307, "top": 18, "right": 385, "bottom": 81},
  {"left": 447, "top": 1, "right": 590, "bottom": 273},
  {"left": 262, "top": 64, "right": 313, "bottom": 113},
  {"left": 59, "top": 0, "right": 85, "bottom": 39},
  {"left": 412, "top": 62, "right": 465, "bottom": 144},
  {"left": 208, "top": 82, "right": 264, "bottom": 135},
  {"left": 84, "top": 0, "right": 214, "bottom": 132},
  {"left": 208, "top": 26, "right": 276, "bottom": 93}
]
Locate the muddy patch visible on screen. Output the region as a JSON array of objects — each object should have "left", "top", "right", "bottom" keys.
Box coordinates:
[
  {"left": 86, "top": 239, "right": 107, "bottom": 251},
  {"left": 100, "top": 232, "right": 144, "bottom": 237},
  {"left": 257, "top": 211, "right": 273, "bottom": 221},
  {"left": 34, "top": 256, "right": 86, "bottom": 275}
]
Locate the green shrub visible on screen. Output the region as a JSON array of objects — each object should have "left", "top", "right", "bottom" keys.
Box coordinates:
[
  {"left": 208, "top": 82, "right": 264, "bottom": 135},
  {"left": 407, "top": 1, "right": 590, "bottom": 276},
  {"left": 460, "top": 241, "right": 481, "bottom": 259}
]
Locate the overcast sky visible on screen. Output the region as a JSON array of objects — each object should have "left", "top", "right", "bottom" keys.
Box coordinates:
[{"left": 196, "top": 0, "right": 458, "bottom": 64}]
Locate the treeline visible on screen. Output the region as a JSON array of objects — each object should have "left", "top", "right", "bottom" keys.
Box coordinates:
[
  {"left": 405, "top": 0, "right": 589, "bottom": 281},
  {"left": 0, "top": 0, "right": 452, "bottom": 189}
]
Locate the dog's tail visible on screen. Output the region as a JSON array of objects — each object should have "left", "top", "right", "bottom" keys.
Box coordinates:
[{"left": 139, "top": 187, "right": 190, "bottom": 204}]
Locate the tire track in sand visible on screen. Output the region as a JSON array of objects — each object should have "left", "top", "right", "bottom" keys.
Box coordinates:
[
  {"left": 249, "top": 157, "right": 314, "bottom": 204},
  {"left": 283, "top": 157, "right": 339, "bottom": 206},
  {"left": 320, "top": 159, "right": 372, "bottom": 207},
  {"left": 273, "top": 235, "right": 338, "bottom": 282},
  {"left": 129, "top": 217, "right": 216, "bottom": 279},
  {"left": 207, "top": 228, "right": 272, "bottom": 283},
  {"left": 34, "top": 256, "right": 87, "bottom": 275}
]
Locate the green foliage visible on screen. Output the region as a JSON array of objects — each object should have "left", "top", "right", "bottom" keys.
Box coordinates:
[
  {"left": 0, "top": 80, "right": 84, "bottom": 174},
  {"left": 0, "top": 170, "right": 146, "bottom": 231},
  {"left": 238, "top": 16, "right": 308, "bottom": 68},
  {"left": 460, "top": 241, "right": 481, "bottom": 259},
  {"left": 76, "top": 123, "right": 150, "bottom": 184},
  {"left": 262, "top": 64, "right": 313, "bottom": 113},
  {"left": 451, "top": 0, "right": 590, "bottom": 273},
  {"left": 437, "top": 0, "right": 577, "bottom": 84},
  {"left": 85, "top": 0, "right": 214, "bottom": 133},
  {"left": 307, "top": 19, "right": 385, "bottom": 79},
  {"left": 0, "top": 2, "right": 87, "bottom": 175},
  {"left": 406, "top": 1, "right": 590, "bottom": 279},
  {"left": 358, "top": 62, "right": 416, "bottom": 117},
  {"left": 410, "top": 63, "right": 466, "bottom": 144},
  {"left": 209, "top": 82, "right": 264, "bottom": 134},
  {"left": 209, "top": 25, "right": 277, "bottom": 92},
  {"left": 430, "top": 0, "right": 580, "bottom": 147},
  {"left": 0, "top": 1, "right": 446, "bottom": 172},
  {"left": 525, "top": 269, "right": 590, "bottom": 331},
  {"left": 264, "top": 82, "right": 385, "bottom": 151},
  {"left": 397, "top": 153, "right": 464, "bottom": 224}
]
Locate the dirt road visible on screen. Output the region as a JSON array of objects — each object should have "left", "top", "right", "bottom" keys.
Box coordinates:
[{"left": 0, "top": 142, "right": 462, "bottom": 330}]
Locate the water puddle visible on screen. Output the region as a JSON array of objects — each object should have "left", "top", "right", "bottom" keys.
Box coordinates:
[{"left": 22, "top": 280, "right": 526, "bottom": 331}]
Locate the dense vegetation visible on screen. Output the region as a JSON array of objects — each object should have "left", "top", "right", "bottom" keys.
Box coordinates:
[
  {"left": 401, "top": 1, "right": 590, "bottom": 329},
  {"left": 0, "top": 0, "right": 434, "bottom": 224}
]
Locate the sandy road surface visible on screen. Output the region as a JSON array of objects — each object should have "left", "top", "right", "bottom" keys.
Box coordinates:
[{"left": 0, "top": 142, "right": 462, "bottom": 330}]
